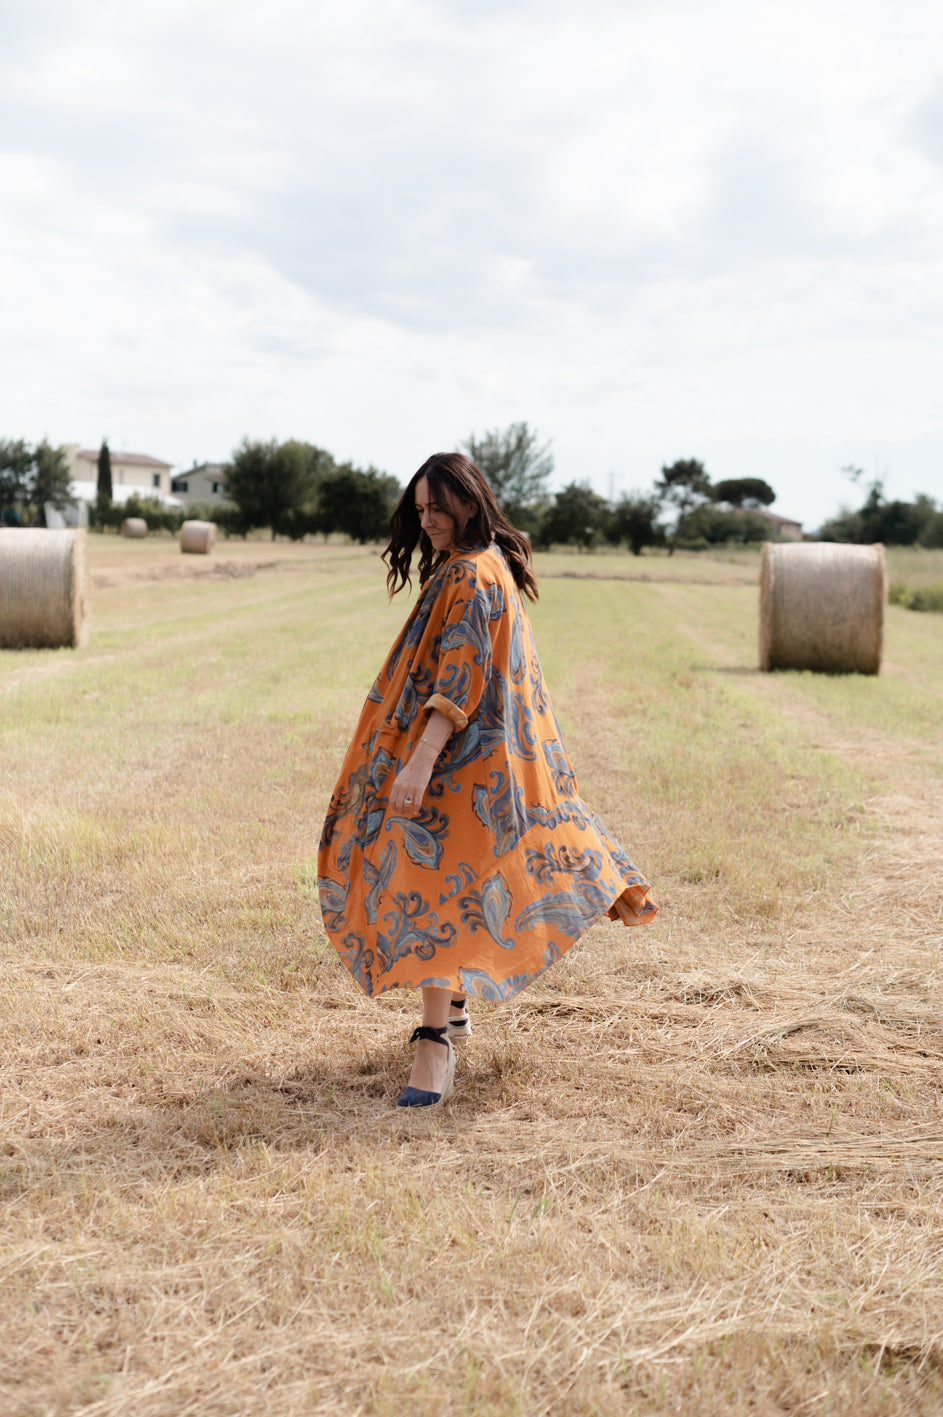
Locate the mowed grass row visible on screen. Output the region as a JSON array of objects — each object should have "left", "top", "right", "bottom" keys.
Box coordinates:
[{"left": 1, "top": 537, "right": 942, "bottom": 1416}]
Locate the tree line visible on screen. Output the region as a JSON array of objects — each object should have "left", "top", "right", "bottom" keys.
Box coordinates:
[
  {"left": 0, "top": 427, "right": 777, "bottom": 551},
  {"left": 218, "top": 427, "right": 556, "bottom": 544},
  {"left": 216, "top": 431, "right": 781, "bottom": 555},
  {"left": 219, "top": 439, "right": 400, "bottom": 542},
  {"left": 818, "top": 467, "right": 943, "bottom": 548},
  {"left": 7, "top": 425, "right": 940, "bottom": 550},
  {"left": 541, "top": 462, "right": 780, "bottom": 555}
]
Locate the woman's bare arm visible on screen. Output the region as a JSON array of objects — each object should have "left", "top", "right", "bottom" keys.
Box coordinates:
[{"left": 387, "top": 709, "right": 454, "bottom": 816}]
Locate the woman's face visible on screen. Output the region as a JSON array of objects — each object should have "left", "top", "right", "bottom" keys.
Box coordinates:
[{"left": 415, "top": 475, "right": 464, "bottom": 553}]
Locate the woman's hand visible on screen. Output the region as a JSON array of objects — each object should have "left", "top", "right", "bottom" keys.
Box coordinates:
[
  {"left": 388, "top": 755, "right": 434, "bottom": 817},
  {"left": 386, "top": 710, "right": 453, "bottom": 817}
]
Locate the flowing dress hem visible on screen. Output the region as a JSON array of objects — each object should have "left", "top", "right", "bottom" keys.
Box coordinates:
[{"left": 339, "top": 880, "right": 658, "bottom": 1002}]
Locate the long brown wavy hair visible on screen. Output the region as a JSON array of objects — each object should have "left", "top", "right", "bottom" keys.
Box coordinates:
[{"left": 383, "top": 452, "right": 539, "bottom": 602}]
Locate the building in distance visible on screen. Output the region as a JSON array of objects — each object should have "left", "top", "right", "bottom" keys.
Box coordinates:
[
  {"left": 742, "top": 507, "right": 804, "bottom": 541},
  {"left": 63, "top": 445, "right": 174, "bottom": 496},
  {"left": 171, "top": 462, "right": 231, "bottom": 506},
  {"left": 51, "top": 445, "right": 183, "bottom": 526}
]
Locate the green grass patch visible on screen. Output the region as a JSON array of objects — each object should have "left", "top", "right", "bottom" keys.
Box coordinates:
[
  {"left": 531, "top": 575, "right": 872, "bottom": 937},
  {"left": 889, "top": 580, "right": 943, "bottom": 613}
]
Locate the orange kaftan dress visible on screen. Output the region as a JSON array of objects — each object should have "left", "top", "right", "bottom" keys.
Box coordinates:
[{"left": 318, "top": 544, "right": 656, "bottom": 1000}]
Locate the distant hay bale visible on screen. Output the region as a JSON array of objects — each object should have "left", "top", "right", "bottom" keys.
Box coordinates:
[
  {"left": 180, "top": 520, "right": 217, "bottom": 555},
  {"left": 759, "top": 541, "right": 887, "bottom": 674},
  {"left": 0, "top": 528, "right": 89, "bottom": 649},
  {"left": 121, "top": 517, "right": 148, "bottom": 539}
]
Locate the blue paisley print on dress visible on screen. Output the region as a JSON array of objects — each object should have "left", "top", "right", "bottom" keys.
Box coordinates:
[{"left": 318, "top": 545, "right": 656, "bottom": 999}]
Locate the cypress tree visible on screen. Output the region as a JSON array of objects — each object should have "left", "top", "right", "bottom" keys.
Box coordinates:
[{"left": 97, "top": 439, "right": 113, "bottom": 504}]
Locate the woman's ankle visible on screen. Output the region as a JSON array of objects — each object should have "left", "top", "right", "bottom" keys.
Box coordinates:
[{"left": 409, "top": 1037, "right": 449, "bottom": 1091}]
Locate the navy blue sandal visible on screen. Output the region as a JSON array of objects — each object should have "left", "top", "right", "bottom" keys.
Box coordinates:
[{"left": 396, "top": 1025, "right": 455, "bottom": 1108}]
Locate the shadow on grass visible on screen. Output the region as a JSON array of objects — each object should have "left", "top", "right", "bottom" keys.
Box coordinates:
[
  {"left": 1, "top": 1038, "right": 528, "bottom": 1196},
  {"left": 210, "top": 1035, "right": 525, "bottom": 1137}
]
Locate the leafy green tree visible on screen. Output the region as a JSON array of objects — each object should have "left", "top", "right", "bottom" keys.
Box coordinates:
[
  {"left": 317, "top": 465, "right": 400, "bottom": 544},
  {"left": 711, "top": 477, "right": 776, "bottom": 508},
  {"left": 817, "top": 505, "right": 862, "bottom": 542},
  {"left": 463, "top": 422, "right": 553, "bottom": 531},
  {"left": 225, "top": 437, "right": 326, "bottom": 538},
  {"left": 0, "top": 438, "right": 32, "bottom": 523},
  {"left": 607, "top": 492, "right": 664, "bottom": 555},
  {"left": 678, "top": 504, "right": 770, "bottom": 545},
  {"left": 919, "top": 503, "right": 943, "bottom": 548},
  {"left": 539, "top": 482, "right": 611, "bottom": 551},
  {"left": 28, "top": 440, "right": 74, "bottom": 526},
  {"left": 223, "top": 437, "right": 272, "bottom": 533},
  {"left": 864, "top": 498, "right": 929, "bottom": 546},
  {"left": 276, "top": 440, "right": 337, "bottom": 539},
  {"left": 820, "top": 481, "right": 937, "bottom": 546},
  {"left": 654, "top": 458, "right": 711, "bottom": 552},
  {"left": 224, "top": 437, "right": 395, "bottom": 541}
]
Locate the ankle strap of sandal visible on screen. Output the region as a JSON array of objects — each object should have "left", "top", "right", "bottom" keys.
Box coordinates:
[
  {"left": 408, "top": 1025, "right": 449, "bottom": 1047},
  {"left": 450, "top": 997, "right": 466, "bottom": 1008}
]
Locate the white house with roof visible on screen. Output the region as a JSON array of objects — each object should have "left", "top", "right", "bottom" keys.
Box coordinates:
[
  {"left": 51, "top": 445, "right": 184, "bottom": 525},
  {"left": 63, "top": 445, "right": 175, "bottom": 495},
  {"left": 170, "top": 462, "right": 232, "bottom": 505}
]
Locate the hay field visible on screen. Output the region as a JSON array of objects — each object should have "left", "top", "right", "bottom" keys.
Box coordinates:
[{"left": 2, "top": 533, "right": 942, "bottom": 1416}]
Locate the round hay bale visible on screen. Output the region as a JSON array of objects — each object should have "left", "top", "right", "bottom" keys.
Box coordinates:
[
  {"left": 120, "top": 517, "right": 148, "bottom": 538},
  {"left": 759, "top": 541, "right": 887, "bottom": 674},
  {"left": 179, "top": 520, "right": 217, "bottom": 555},
  {"left": 0, "top": 528, "right": 89, "bottom": 649}
]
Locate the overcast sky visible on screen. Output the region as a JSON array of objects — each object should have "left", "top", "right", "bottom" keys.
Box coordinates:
[{"left": 2, "top": 0, "right": 942, "bottom": 529}]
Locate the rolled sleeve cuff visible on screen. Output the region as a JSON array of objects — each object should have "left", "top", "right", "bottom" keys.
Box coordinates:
[{"left": 424, "top": 693, "right": 468, "bottom": 732}]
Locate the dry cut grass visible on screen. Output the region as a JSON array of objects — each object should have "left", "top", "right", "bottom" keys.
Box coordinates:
[{"left": 1, "top": 535, "right": 942, "bottom": 1415}]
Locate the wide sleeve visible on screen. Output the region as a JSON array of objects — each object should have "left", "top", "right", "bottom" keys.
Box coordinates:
[{"left": 423, "top": 562, "right": 499, "bottom": 732}]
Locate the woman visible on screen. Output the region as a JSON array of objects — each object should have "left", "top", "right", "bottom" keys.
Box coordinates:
[{"left": 318, "top": 452, "right": 657, "bottom": 1109}]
